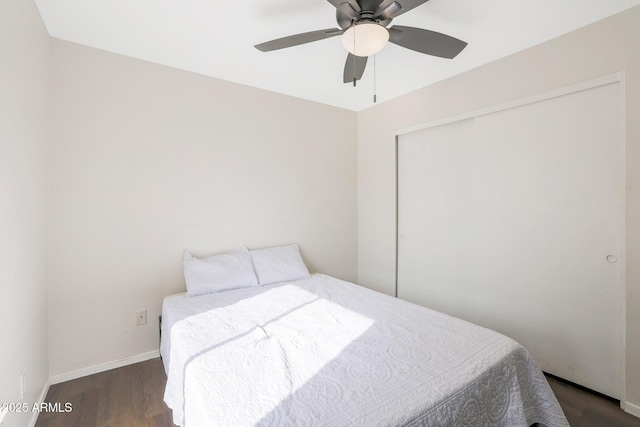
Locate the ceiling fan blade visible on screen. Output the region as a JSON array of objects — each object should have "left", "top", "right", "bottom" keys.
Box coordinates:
[
  {"left": 388, "top": 25, "right": 467, "bottom": 58},
  {"left": 255, "top": 28, "right": 343, "bottom": 52},
  {"left": 376, "top": 0, "right": 429, "bottom": 18},
  {"left": 343, "top": 53, "right": 368, "bottom": 84}
]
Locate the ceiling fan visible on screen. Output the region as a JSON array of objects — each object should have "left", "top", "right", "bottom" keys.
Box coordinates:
[{"left": 254, "top": 0, "right": 468, "bottom": 84}]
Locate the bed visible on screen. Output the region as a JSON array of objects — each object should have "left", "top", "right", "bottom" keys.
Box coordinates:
[{"left": 161, "top": 258, "right": 568, "bottom": 426}]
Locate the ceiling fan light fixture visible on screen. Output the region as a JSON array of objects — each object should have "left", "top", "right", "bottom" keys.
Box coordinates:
[{"left": 341, "top": 22, "right": 389, "bottom": 57}]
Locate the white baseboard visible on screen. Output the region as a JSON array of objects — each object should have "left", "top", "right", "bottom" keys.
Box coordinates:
[
  {"left": 50, "top": 350, "right": 160, "bottom": 385},
  {"left": 28, "top": 379, "right": 51, "bottom": 427},
  {"left": 624, "top": 401, "right": 640, "bottom": 418}
]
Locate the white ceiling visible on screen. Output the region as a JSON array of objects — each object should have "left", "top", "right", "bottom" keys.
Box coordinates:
[{"left": 35, "top": 0, "right": 640, "bottom": 111}]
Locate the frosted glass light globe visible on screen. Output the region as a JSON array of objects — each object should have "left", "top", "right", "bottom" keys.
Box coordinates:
[{"left": 341, "top": 22, "right": 389, "bottom": 57}]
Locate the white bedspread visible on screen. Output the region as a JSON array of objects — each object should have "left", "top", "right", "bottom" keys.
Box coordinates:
[{"left": 162, "top": 274, "right": 568, "bottom": 427}]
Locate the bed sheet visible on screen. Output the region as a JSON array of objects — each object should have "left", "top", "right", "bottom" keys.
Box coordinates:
[{"left": 162, "top": 274, "right": 568, "bottom": 427}]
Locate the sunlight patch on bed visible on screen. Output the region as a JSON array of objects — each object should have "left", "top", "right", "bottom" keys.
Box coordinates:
[{"left": 180, "top": 284, "right": 375, "bottom": 425}]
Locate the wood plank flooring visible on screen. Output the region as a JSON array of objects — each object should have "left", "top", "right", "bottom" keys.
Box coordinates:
[
  {"left": 36, "top": 357, "right": 640, "bottom": 427},
  {"left": 546, "top": 375, "right": 640, "bottom": 427},
  {"left": 36, "top": 358, "right": 176, "bottom": 427}
]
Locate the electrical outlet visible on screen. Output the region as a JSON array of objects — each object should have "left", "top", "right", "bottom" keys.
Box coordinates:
[{"left": 136, "top": 310, "right": 147, "bottom": 326}]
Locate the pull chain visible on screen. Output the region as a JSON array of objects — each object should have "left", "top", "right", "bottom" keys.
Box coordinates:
[
  {"left": 373, "top": 54, "right": 377, "bottom": 103},
  {"left": 353, "top": 26, "right": 357, "bottom": 87}
]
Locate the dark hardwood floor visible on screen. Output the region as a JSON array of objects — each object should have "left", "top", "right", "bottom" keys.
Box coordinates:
[
  {"left": 35, "top": 358, "right": 176, "bottom": 427},
  {"left": 36, "top": 358, "right": 640, "bottom": 427},
  {"left": 546, "top": 375, "right": 640, "bottom": 427}
]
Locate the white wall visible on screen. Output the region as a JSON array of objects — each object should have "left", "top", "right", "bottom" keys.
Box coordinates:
[
  {"left": 0, "top": 1, "right": 50, "bottom": 426},
  {"left": 7, "top": 0, "right": 639, "bottom": 417},
  {"left": 357, "top": 5, "right": 640, "bottom": 412},
  {"left": 48, "top": 40, "right": 357, "bottom": 378}
]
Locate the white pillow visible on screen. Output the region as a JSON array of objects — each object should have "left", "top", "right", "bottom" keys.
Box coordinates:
[
  {"left": 183, "top": 246, "right": 259, "bottom": 296},
  {"left": 250, "top": 244, "right": 311, "bottom": 286}
]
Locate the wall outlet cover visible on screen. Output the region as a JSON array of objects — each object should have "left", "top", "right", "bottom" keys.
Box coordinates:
[{"left": 136, "top": 310, "right": 147, "bottom": 326}]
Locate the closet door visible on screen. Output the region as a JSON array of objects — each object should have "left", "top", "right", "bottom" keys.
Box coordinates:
[{"left": 397, "top": 80, "right": 624, "bottom": 398}]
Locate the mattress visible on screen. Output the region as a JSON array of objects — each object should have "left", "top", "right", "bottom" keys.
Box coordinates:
[{"left": 162, "top": 274, "right": 568, "bottom": 427}]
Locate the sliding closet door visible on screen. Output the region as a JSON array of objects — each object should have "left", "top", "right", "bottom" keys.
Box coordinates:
[{"left": 397, "top": 80, "right": 623, "bottom": 398}]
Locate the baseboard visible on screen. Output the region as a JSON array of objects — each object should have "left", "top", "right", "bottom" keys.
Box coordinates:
[
  {"left": 50, "top": 350, "right": 160, "bottom": 385},
  {"left": 624, "top": 401, "right": 640, "bottom": 418},
  {"left": 28, "top": 379, "right": 51, "bottom": 427}
]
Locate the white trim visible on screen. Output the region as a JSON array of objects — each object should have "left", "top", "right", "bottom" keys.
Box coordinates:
[
  {"left": 394, "top": 72, "right": 623, "bottom": 137},
  {"left": 28, "top": 380, "right": 51, "bottom": 427},
  {"left": 619, "top": 71, "right": 628, "bottom": 410},
  {"left": 50, "top": 350, "right": 160, "bottom": 385},
  {"left": 0, "top": 407, "right": 7, "bottom": 426},
  {"left": 624, "top": 401, "right": 640, "bottom": 418}
]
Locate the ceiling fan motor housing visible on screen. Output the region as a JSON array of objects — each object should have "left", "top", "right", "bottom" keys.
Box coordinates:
[{"left": 336, "top": 1, "right": 398, "bottom": 29}]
